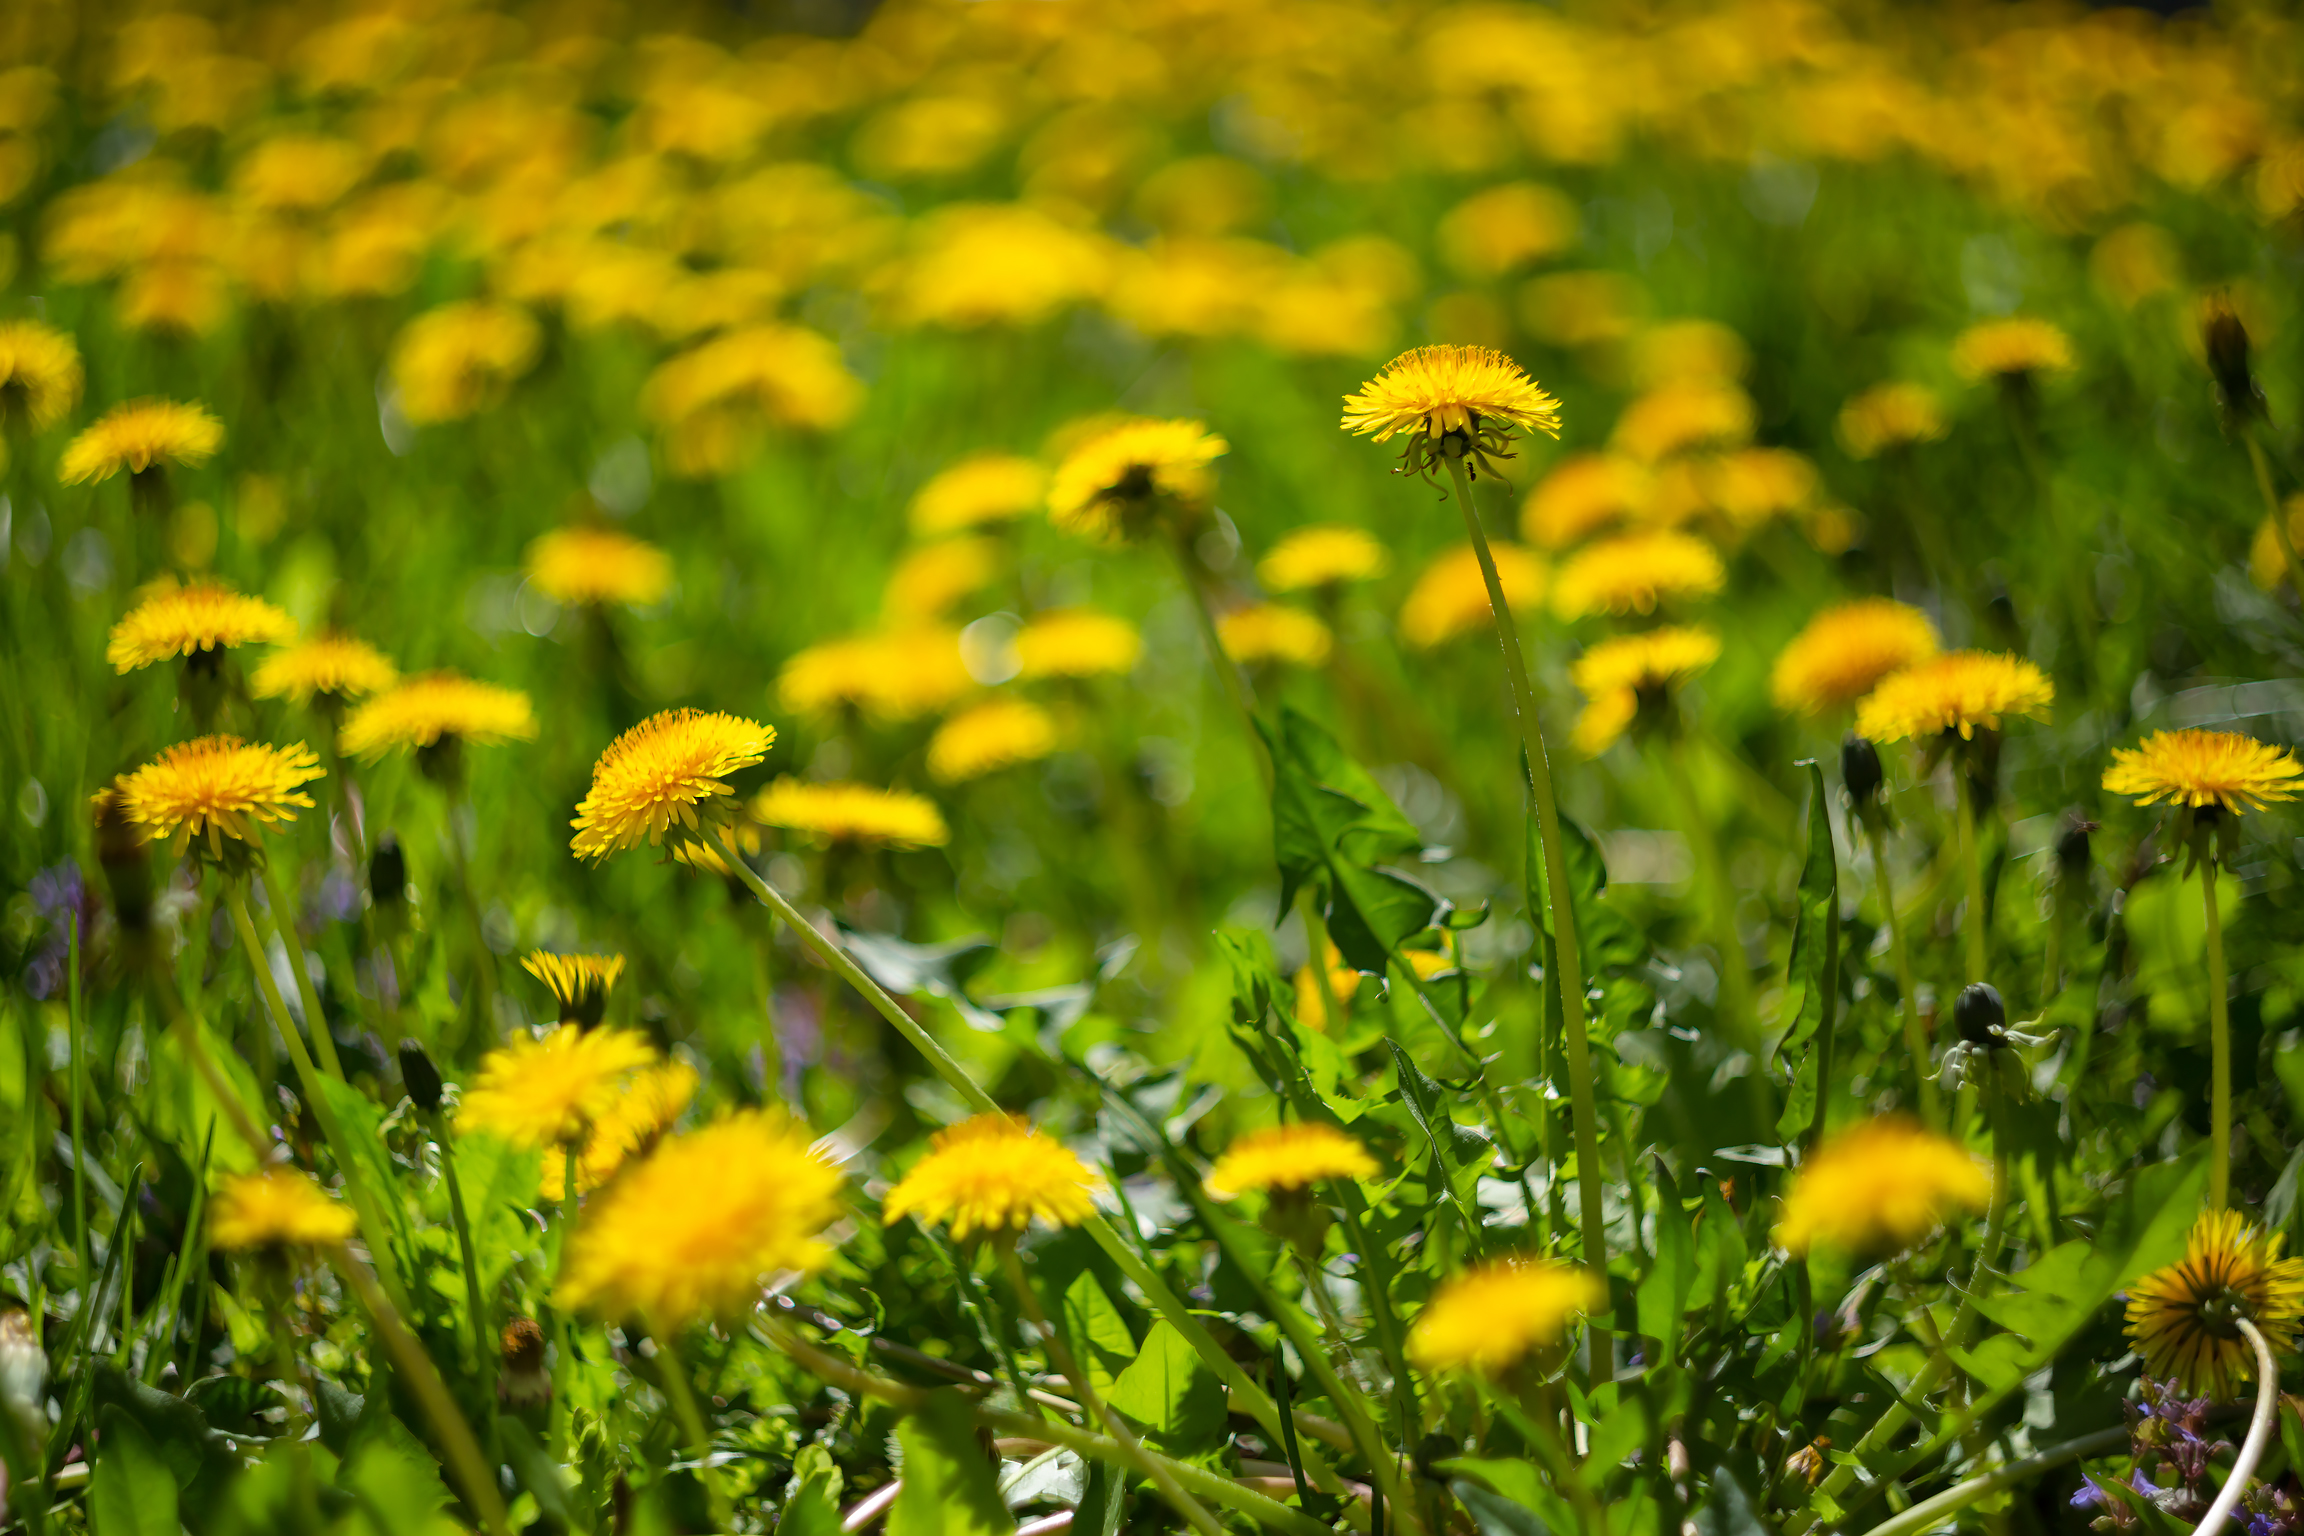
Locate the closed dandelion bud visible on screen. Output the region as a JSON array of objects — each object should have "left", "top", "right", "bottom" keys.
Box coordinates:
[
  {"left": 398, "top": 1039, "right": 443, "bottom": 1114},
  {"left": 91, "top": 784, "right": 153, "bottom": 935},
  {"left": 1953, "top": 982, "right": 2006, "bottom": 1046},
  {"left": 369, "top": 833, "right": 407, "bottom": 913},
  {"left": 1840, "top": 734, "right": 1884, "bottom": 806},
  {"left": 2203, "top": 293, "right": 2265, "bottom": 428},
  {"left": 2055, "top": 813, "right": 2097, "bottom": 884},
  {"left": 1786, "top": 1438, "right": 1832, "bottom": 1488},
  {"left": 499, "top": 1316, "right": 551, "bottom": 1409}
]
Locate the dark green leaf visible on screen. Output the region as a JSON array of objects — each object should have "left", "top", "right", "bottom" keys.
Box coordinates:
[
  {"left": 1637, "top": 1160, "right": 1696, "bottom": 1363},
  {"left": 1059, "top": 1270, "right": 1136, "bottom": 1397},
  {"left": 1386, "top": 1041, "right": 1491, "bottom": 1244},
  {"left": 887, "top": 1391, "right": 1011, "bottom": 1536},
  {"left": 1774, "top": 762, "right": 1839, "bottom": 1145},
  {"left": 1436, "top": 1457, "right": 1574, "bottom": 1534},
  {"left": 1107, "top": 1321, "right": 1225, "bottom": 1449},
  {"left": 1692, "top": 1458, "right": 1767, "bottom": 1536},
  {"left": 91, "top": 1408, "right": 179, "bottom": 1536},
  {"left": 1453, "top": 1481, "right": 1551, "bottom": 1536},
  {"left": 1073, "top": 1459, "right": 1126, "bottom": 1536}
]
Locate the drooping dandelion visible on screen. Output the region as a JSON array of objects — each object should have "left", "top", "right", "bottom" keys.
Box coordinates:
[
  {"left": 1408, "top": 1258, "right": 1605, "bottom": 1378},
  {"left": 881, "top": 1114, "right": 1098, "bottom": 1240},
  {"left": 568, "top": 708, "right": 774, "bottom": 861},
  {"left": 2126, "top": 1210, "right": 2304, "bottom": 1399},
  {"left": 1773, "top": 1117, "right": 1991, "bottom": 1258}
]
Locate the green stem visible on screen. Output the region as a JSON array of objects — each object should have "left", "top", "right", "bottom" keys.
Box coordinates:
[
  {"left": 1171, "top": 533, "right": 1269, "bottom": 787},
  {"left": 153, "top": 980, "right": 271, "bottom": 1160},
  {"left": 258, "top": 856, "right": 345, "bottom": 1081},
  {"left": 1955, "top": 769, "right": 1988, "bottom": 989},
  {"left": 445, "top": 790, "right": 499, "bottom": 1032},
  {"left": 434, "top": 1116, "right": 493, "bottom": 1384},
  {"left": 646, "top": 1316, "right": 732, "bottom": 1530},
  {"left": 67, "top": 917, "right": 88, "bottom": 1288},
  {"left": 1868, "top": 827, "right": 1938, "bottom": 1129},
  {"left": 2245, "top": 432, "right": 2304, "bottom": 616},
  {"left": 1847, "top": 1427, "right": 2126, "bottom": 1536},
  {"left": 1299, "top": 892, "right": 1348, "bottom": 1036},
  {"left": 2202, "top": 849, "right": 2231, "bottom": 1211},
  {"left": 1439, "top": 449, "right": 1608, "bottom": 1355}
]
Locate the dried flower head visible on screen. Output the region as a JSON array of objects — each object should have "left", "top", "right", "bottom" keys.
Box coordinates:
[
  {"left": 59, "top": 398, "right": 223, "bottom": 484},
  {"left": 2103, "top": 729, "right": 2304, "bottom": 816},
  {"left": 882, "top": 1114, "right": 1098, "bottom": 1240},
  {"left": 1046, "top": 418, "right": 1228, "bottom": 543},
  {"left": 210, "top": 1170, "right": 358, "bottom": 1251},
  {"left": 570, "top": 708, "right": 775, "bottom": 861},
  {"left": 1257, "top": 525, "right": 1390, "bottom": 592},
  {"left": 1551, "top": 529, "right": 1726, "bottom": 619},
  {"left": 2126, "top": 1210, "right": 2304, "bottom": 1399},
  {"left": 1341, "top": 344, "right": 1560, "bottom": 482},
  {"left": 1774, "top": 1117, "right": 1991, "bottom": 1257},
  {"left": 1400, "top": 542, "right": 1546, "bottom": 649},
  {"left": 250, "top": 632, "right": 399, "bottom": 705},
  {"left": 526, "top": 525, "right": 673, "bottom": 608},
  {"left": 1771, "top": 599, "right": 1941, "bottom": 716},
  {"left": 928, "top": 697, "right": 1059, "bottom": 784},
  {"left": 1408, "top": 1258, "right": 1605, "bottom": 1378},
  {"left": 1206, "top": 1123, "right": 1378, "bottom": 1199},
  {"left": 107, "top": 577, "right": 295, "bottom": 673},
  {"left": 752, "top": 779, "right": 949, "bottom": 849},
  {"left": 341, "top": 672, "right": 539, "bottom": 760},
  {"left": 0, "top": 319, "right": 84, "bottom": 432},
  {"left": 1853, "top": 651, "right": 2053, "bottom": 744},
  {"left": 116, "top": 735, "right": 323, "bottom": 856}
]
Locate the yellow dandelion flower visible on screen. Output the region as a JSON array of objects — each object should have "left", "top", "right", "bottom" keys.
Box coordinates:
[
  {"left": 884, "top": 535, "right": 1000, "bottom": 622},
  {"left": 1705, "top": 447, "right": 1818, "bottom": 532},
  {"left": 1853, "top": 651, "right": 2053, "bottom": 744},
  {"left": 1773, "top": 1117, "right": 1992, "bottom": 1258},
  {"left": 1012, "top": 608, "right": 1142, "bottom": 680},
  {"left": 1570, "top": 626, "right": 1721, "bottom": 755},
  {"left": 1837, "top": 382, "right": 1948, "bottom": 460},
  {"left": 106, "top": 577, "right": 295, "bottom": 673},
  {"left": 752, "top": 779, "right": 949, "bottom": 850},
  {"left": 910, "top": 453, "right": 1048, "bottom": 536},
  {"left": 0, "top": 319, "right": 83, "bottom": 431},
  {"left": 210, "top": 1170, "right": 358, "bottom": 1251},
  {"left": 882, "top": 1114, "right": 1097, "bottom": 1240},
  {"left": 2126, "top": 1210, "right": 2304, "bottom": 1399},
  {"left": 389, "top": 301, "right": 541, "bottom": 424},
  {"left": 929, "top": 698, "right": 1059, "bottom": 784},
  {"left": 569, "top": 708, "right": 775, "bottom": 862},
  {"left": 1631, "top": 320, "right": 1751, "bottom": 389},
  {"left": 2248, "top": 496, "right": 2304, "bottom": 591},
  {"left": 1293, "top": 947, "right": 1363, "bottom": 1032},
  {"left": 458, "top": 1024, "right": 660, "bottom": 1151},
  {"left": 1436, "top": 182, "right": 1578, "bottom": 280},
  {"left": 1341, "top": 344, "right": 1560, "bottom": 481},
  {"left": 1609, "top": 380, "right": 1754, "bottom": 463},
  {"left": 1257, "top": 525, "right": 1390, "bottom": 592},
  {"left": 522, "top": 952, "right": 627, "bottom": 1028},
  {"left": 1521, "top": 453, "right": 1651, "bottom": 550},
  {"left": 1046, "top": 418, "right": 1228, "bottom": 543},
  {"left": 250, "top": 632, "right": 398, "bottom": 705},
  {"left": 1951, "top": 316, "right": 2076, "bottom": 383},
  {"left": 541, "top": 1059, "right": 699, "bottom": 1201},
  {"left": 115, "top": 736, "right": 322, "bottom": 855},
  {"left": 2103, "top": 729, "right": 2304, "bottom": 815},
  {"left": 559, "top": 1111, "right": 844, "bottom": 1326},
  {"left": 1218, "top": 603, "right": 1333, "bottom": 667},
  {"left": 59, "top": 398, "right": 224, "bottom": 485},
  {"left": 1399, "top": 542, "right": 1546, "bottom": 649},
  {"left": 641, "top": 324, "right": 865, "bottom": 476},
  {"left": 778, "top": 628, "right": 974, "bottom": 722},
  {"left": 1551, "top": 529, "right": 1726, "bottom": 619},
  {"left": 1206, "top": 1123, "right": 1378, "bottom": 1199},
  {"left": 1407, "top": 1258, "right": 1605, "bottom": 1378},
  {"left": 526, "top": 525, "right": 673, "bottom": 608},
  {"left": 341, "top": 672, "right": 538, "bottom": 760},
  {"left": 1770, "top": 599, "right": 1941, "bottom": 716}
]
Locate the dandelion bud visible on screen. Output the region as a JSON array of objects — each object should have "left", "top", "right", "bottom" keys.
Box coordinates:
[
  {"left": 2203, "top": 293, "right": 2265, "bottom": 428},
  {"left": 1840, "top": 734, "right": 1884, "bottom": 805},
  {"left": 369, "top": 833, "right": 407, "bottom": 912},
  {"left": 499, "top": 1316, "right": 551, "bottom": 1409},
  {"left": 91, "top": 784, "right": 153, "bottom": 935},
  {"left": 1953, "top": 982, "right": 2006, "bottom": 1046},
  {"left": 2055, "top": 813, "right": 2096, "bottom": 884},
  {"left": 398, "top": 1040, "right": 443, "bottom": 1114}
]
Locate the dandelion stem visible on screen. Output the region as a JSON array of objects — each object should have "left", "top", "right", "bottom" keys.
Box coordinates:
[
  {"left": 1955, "top": 767, "right": 1989, "bottom": 989},
  {"left": 2190, "top": 1318, "right": 2278, "bottom": 1536},
  {"left": 432, "top": 1114, "right": 492, "bottom": 1382},
  {"left": 1439, "top": 448, "right": 1608, "bottom": 1345},
  {"left": 152, "top": 980, "right": 271, "bottom": 1160},
  {"left": 646, "top": 1316, "right": 733, "bottom": 1530},
  {"left": 1171, "top": 532, "right": 1269, "bottom": 786},
  {"left": 2244, "top": 431, "right": 2304, "bottom": 617},
  {"left": 258, "top": 855, "right": 345, "bottom": 1081},
  {"left": 1846, "top": 1426, "right": 2126, "bottom": 1536},
  {"left": 1867, "top": 826, "right": 1939, "bottom": 1129},
  {"left": 2200, "top": 845, "right": 2231, "bottom": 1211}
]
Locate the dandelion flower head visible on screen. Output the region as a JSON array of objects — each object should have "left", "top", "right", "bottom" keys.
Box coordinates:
[
  {"left": 522, "top": 951, "right": 628, "bottom": 1027},
  {"left": 390, "top": 300, "right": 542, "bottom": 424},
  {"left": 1609, "top": 380, "right": 1753, "bottom": 462},
  {"left": 1257, "top": 525, "right": 1390, "bottom": 592},
  {"left": 778, "top": 628, "right": 973, "bottom": 721},
  {"left": 1046, "top": 417, "right": 1228, "bottom": 543},
  {"left": 1551, "top": 529, "right": 1725, "bottom": 619},
  {"left": 107, "top": 577, "right": 296, "bottom": 673},
  {"left": 1771, "top": 599, "right": 1941, "bottom": 716},
  {"left": 2125, "top": 1210, "right": 2304, "bottom": 1399},
  {"left": 882, "top": 1113, "right": 1098, "bottom": 1240},
  {"left": 1854, "top": 651, "right": 2053, "bottom": 744},
  {"left": 1206, "top": 1123, "right": 1379, "bottom": 1199},
  {"left": 1400, "top": 542, "right": 1545, "bottom": 649},
  {"left": 570, "top": 708, "right": 774, "bottom": 861},
  {"left": 753, "top": 779, "right": 949, "bottom": 849},
  {"left": 1408, "top": 1258, "right": 1605, "bottom": 1378},
  {"left": 458, "top": 1024, "right": 660, "bottom": 1150},
  {"left": 1570, "top": 625, "right": 1720, "bottom": 755},
  {"left": 559, "top": 1110, "right": 845, "bottom": 1326},
  {"left": 1218, "top": 603, "right": 1332, "bottom": 668},
  {"left": 60, "top": 398, "right": 224, "bottom": 484},
  {"left": 1012, "top": 607, "right": 1142, "bottom": 679},
  {"left": 1838, "top": 382, "right": 1948, "bottom": 459},
  {"left": 1774, "top": 1117, "right": 1991, "bottom": 1257},
  {"left": 883, "top": 535, "right": 1000, "bottom": 621},
  {"left": 1952, "top": 316, "right": 2076, "bottom": 382},
  {"left": 2103, "top": 729, "right": 2304, "bottom": 815},
  {"left": 526, "top": 524, "right": 673, "bottom": 608},
  {"left": 542, "top": 1059, "right": 699, "bottom": 1201},
  {"left": 1521, "top": 453, "right": 1651, "bottom": 549},
  {"left": 1341, "top": 344, "right": 1560, "bottom": 480},
  {"left": 341, "top": 672, "right": 539, "bottom": 759},
  {"left": 210, "top": 1170, "right": 358, "bottom": 1252},
  {"left": 0, "top": 319, "right": 83, "bottom": 432},
  {"left": 116, "top": 736, "right": 322, "bottom": 855},
  {"left": 929, "top": 697, "right": 1059, "bottom": 784},
  {"left": 251, "top": 632, "right": 399, "bottom": 705},
  {"left": 910, "top": 452, "right": 1048, "bottom": 535}
]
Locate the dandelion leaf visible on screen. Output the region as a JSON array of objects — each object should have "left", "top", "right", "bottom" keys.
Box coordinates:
[
  {"left": 91, "top": 1407, "right": 180, "bottom": 1536},
  {"left": 1774, "top": 761, "right": 1839, "bottom": 1144},
  {"left": 888, "top": 1390, "right": 1010, "bottom": 1536}
]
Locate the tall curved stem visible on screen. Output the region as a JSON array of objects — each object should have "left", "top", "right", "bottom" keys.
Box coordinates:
[{"left": 2190, "top": 1318, "right": 2279, "bottom": 1536}]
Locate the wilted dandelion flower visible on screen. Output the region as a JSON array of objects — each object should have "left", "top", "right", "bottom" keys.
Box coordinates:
[
  {"left": 1771, "top": 599, "right": 1941, "bottom": 716},
  {"left": 1408, "top": 1258, "right": 1605, "bottom": 1378},
  {"left": 1257, "top": 525, "right": 1390, "bottom": 592},
  {"left": 569, "top": 708, "right": 775, "bottom": 861},
  {"left": 928, "top": 698, "right": 1058, "bottom": 784},
  {"left": 1774, "top": 1118, "right": 1991, "bottom": 1257},
  {"left": 210, "top": 1170, "right": 358, "bottom": 1251},
  {"left": 458, "top": 1024, "right": 660, "bottom": 1151},
  {"left": 250, "top": 632, "right": 398, "bottom": 705},
  {"left": 882, "top": 1114, "right": 1097, "bottom": 1240},
  {"left": 107, "top": 577, "right": 296, "bottom": 673},
  {"left": 59, "top": 398, "right": 224, "bottom": 485},
  {"left": 115, "top": 736, "right": 323, "bottom": 856},
  {"left": 1570, "top": 626, "right": 1720, "bottom": 755},
  {"left": 1206, "top": 1123, "right": 1378, "bottom": 1198},
  {"left": 752, "top": 779, "right": 949, "bottom": 849},
  {"left": 541, "top": 1059, "right": 699, "bottom": 1201},
  {"left": 522, "top": 951, "right": 627, "bottom": 1028},
  {"left": 778, "top": 628, "right": 973, "bottom": 721},
  {"left": 1218, "top": 603, "right": 1332, "bottom": 667},
  {"left": 1837, "top": 382, "right": 1948, "bottom": 459},
  {"left": 2125, "top": 1210, "right": 2304, "bottom": 1399},
  {"left": 1951, "top": 316, "right": 2075, "bottom": 383},
  {"left": 1853, "top": 652, "right": 2053, "bottom": 744},
  {"left": 559, "top": 1111, "right": 844, "bottom": 1326},
  {"left": 1341, "top": 343, "right": 1560, "bottom": 481},
  {"left": 1046, "top": 417, "right": 1228, "bottom": 542},
  {"left": 1521, "top": 453, "right": 1650, "bottom": 549},
  {"left": 1551, "top": 529, "right": 1725, "bottom": 619},
  {"left": 1012, "top": 608, "right": 1142, "bottom": 680},
  {"left": 1400, "top": 542, "right": 1545, "bottom": 649},
  {"left": 341, "top": 672, "right": 538, "bottom": 760},
  {"left": 1609, "top": 380, "right": 1753, "bottom": 462},
  {"left": 390, "top": 301, "right": 542, "bottom": 424},
  {"left": 0, "top": 319, "right": 83, "bottom": 431},
  {"left": 526, "top": 525, "right": 672, "bottom": 608},
  {"left": 909, "top": 453, "right": 1048, "bottom": 535},
  {"left": 2103, "top": 729, "right": 2304, "bottom": 814},
  {"left": 883, "top": 536, "right": 1000, "bottom": 621}
]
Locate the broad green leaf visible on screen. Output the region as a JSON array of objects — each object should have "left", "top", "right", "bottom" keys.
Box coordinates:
[
  {"left": 1436, "top": 1457, "right": 1573, "bottom": 1535},
  {"left": 1060, "top": 1270, "right": 1135, "bottom": 1396},
  {"left": 1107, "top": 1321, "right": 1225, "bottom": 1448},
  {"left": 338, "top": 1411, "right": 454, "bottom": 1536},
  {"left": 1692, "top": 1459, "right": 1767, "bottom": 1536},
  {"left": 1774, "top": 762, "right": 1839, "bottom": 1144},
  {"left": 1453, "top": 1482, "right": 1551, "bottom": 1536},
  {"left": 1386, "top": 1040, "right": 1491, "bottom": 1246},
  {"left": 1526, "top": 799, "right": 1644, "bottom": 971},
  {"left": 1261, "top": 709, "right": 1440, "bottom": 973},
  {"left": 447, "top": 1130, "right": 543, "bottom": 1298},
  {"left": 1636, "top": 1160, "right": 1695, "bottom": 1363},
  {"left": 92, "top": 1408, "right": 179, "bottom": 1536},
  {"left": 1073, "top": 1459, "right": 1126, "bottom": 1536},
  {"left": 1687, "top": 1178, "right": 1749, "bottom": 1320},
  {"left": 887, "top": 1391, "right": 1010, "bottom": 1536}
]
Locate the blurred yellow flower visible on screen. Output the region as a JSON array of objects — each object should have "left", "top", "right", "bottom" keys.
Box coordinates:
[
  {"left": 231, "top": 133, "right": 367, "bottom": 213},
  {"left": 882, "top": 1114, "right": 1097, "bottom": 1239},
  {"left": 1206, "top": 1123, "right": 1378, "bottom": 1198},
  {"left": 929, "top": 697, "right": 1059, "bottom": 784},
  {"left": 0, "top": 319, "right": 82, "bottom": 431},
  {"left": 1771, "top": 599, "right": 1940, "bottom": 716},
  {"left": 1257, "top": 525, "right": 1389, "bottom": 592},
  {"left": 1854, "top": 651, "right": 2053, "bottom": 743},
  {"left": 1046, "top": 417, "right": 1227, "bottom": 543},
  {"left": 1551, "top": 529, "right": 1725, "bottom": 619},
  {"left": 909, "top": 453, "right": 1048, "bottom": 535},
  {"left": 752, "top": 779, "right": 949, "bottom": 849},
  {"left": 2103, "top": 729, "right": 2304, "bottom": 814},
  {"left": 570, "top": 708, "right": 775, "bottom": 861},
  {"left": 541, "top": 1059, "right": 699, "bottom": 1201},
  {"left": 1609, "top": 380, "right": 1754, "bottom": 462},
  {"left": 1570, "top": 626, "right": 1720, "bottom": 754},
  {"left": 526, "top": 525, "right": 673, "bottom": 608},
  {"left": 641, "top": 323, "right": 864, "bottom": 476},
  {"left": 1951, "top": 316, "right": 2075, "bottom": 382},
  {"left": 459, "top": 1024, "right": 660, "bottom": 1151},
  {"left": 1521, "top": 453, "right": 1650, "bottom": 549},
  {"left": 1837, "top": 382, "right": 1948, "bottom": 459},
  {"left": 251, "top": 632, "right": 399, "bottom": 706},
  {"left": 1218, "top": 603, "right": 1332, "bottom": 667},
  {"left": 107, "top": 577, "right": 295, "bottom": 673},
  {"left": 115, "top": 735, "right": 322, "bottom": 855},
  {"left": 1705, "top": 447, "right": 1818, "bottom": 532},
  {"left": 2126, "top": 1211, "right": 2304, "bottom": 1399},
  {"left": 1774, "top": 1117, "right": 1990, "bottom": 1257},
  {"left": 1012, "top": 607, "right": 1142, "bottom": 680},
  {"left": 1342, "top": 344, "right": 1560, "bottom": 481},
  {"left": 60, "top": 398, "right": 223, "bottom": 484},
  {"left": 211, "top": 1170, "right": 358, "bottom": 1251},
  {"left": 892, "top": 202, "right": 1114, "bottom": 329},
  {"left": 390, "top": 301, "right": 541, "bottom": 424},
  {"left": 884, "top": 536, "right": 1000, "bottom": 621},
  {"left": 2247, "top": 495, "right": 2304, "bottom": 590},
  {"left": 1408, "top": 1258, "right": 1604, "bottom": 1378},
  {"left": 1436, "top": 182, "right": 1579, "bottom": 279},
  {"left": 778, "top": 628, "right": 974, "bottom": 721},
  {"left": 1399, "top": 542, "right": 1545, "bottom": 649},
  {"left": 1631, "top": 320, "right": 1751, "bottom": 389},
  {"left": 341, "top": 672, "right": 539, "bottom": 759},
  {"left": 522, "top": 952, "right": 627, "bottom": 1028}
]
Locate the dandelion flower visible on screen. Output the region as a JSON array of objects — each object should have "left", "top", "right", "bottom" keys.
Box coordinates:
[
  {"left": 910, "top": 453, "right": 1048, "bottom": 535},
  {"left": 1609, "top": 380, "right": 1753, "bottom": 462},
  {"left": 1838, "top": 382, "right": 1948, "bottom": 459},
  {"left": 107, "top": 577, "right": 295, "bottom": 673},
  {"left": 1218, "top": 603, "right": 1332, "bottom": 667},
  {"left": 928, "top": 698, "right": 1058, "bottom": 784},
  {"left": 341, "top": 672, "right": 538, "bottom": 760},
  {"left": 1257, "top": 525, "right": 1390, "bottom": 592},
  {"left": 526, "top": 525, "right": 673, "bottom": 608},
  {"left": 542, "top": 1059, "right": 699, "bottom": 1201},
  {"left": 641, "top": 324, "right": 865, "bottom": 476},
  {"left": 1551, "top": 530, "right": 1725, "bottom": 619},
  {"left": 1046, "top": 418, "right": 1228, "bottom": 543},
  {"left": 2103, "top": 730, "right": 2304, "bottom": 815},
  {"left": 882, "top": 1114, "right": 1097, "bottom": 1240},
  {"left": 522, "top": 951, "right": 627, "bottom": 1028},
  {"left": 2125, "top": 1210, "right": 2304, "bottom": 1399},
  {"left": 0, "top": 319, "right": 83, "bottom": 431},
  {"left": 570, "top": 708, "right": 774, "bottom": 861},
  {"left": 1773, "top": 1117, "right": 1991, "bottom": 1257},
  {"left": 752, "top": 779, "right": 949, "bottom": 849},
  {"left": 1341, "top": 344, "right": 1560, "bottom": 481},
  {"left": 1853, "top": 651, "right": 2053, "bottom": 744},
  {"left": 250, "top": 632, "right": 398, "bottom": 705},
  {"left": 210, "top": 1170, "right": 358, "bottom": 1251},
  {"left": 1952, "top": 317, "right": 2075, "bottom": 383},
  {"left": 1521, "top": 454, "right": 1651, "bottom": 549},
  {"left": 1705, "top": 447, "right": 1819, "bottom": 532},
  {"left": 1206, "top": 1123, "right": 1378, "bottom": 1198},
  {"left": 1436, "top": 182, "right": 1579, "bottom": 279},
  {"left": 778, "top": 628, "right": 974, "bottom": 721},
  {"left": 1771, "top": 599, "right": 1941, "bottom": 716},
  {"left": 1570, "top": 626, "right": 1721, "bottom": 755},
  {"left": 59, "top": 398, "right": 224, "bottom": 485},
  {"left": 389, "top": 301, "right": 541, "bottom": 424},
  {"left": 458, "top": 1024, "right": 660, "bottom": 1151},
  {"left": 559, "top": 1111, "right": 845, "bottom": 1326},
  {"left": 1408, "top": 1258, "right": 1605, "bottom": 1378},
  {"left": 1012, "top": 608, "right": 1141, "bottom": 680},
  {"left": 883, "top": 536, "right": 1000, "bottom": 621},
  {"left": 1400, "top": 542, "right": 1545, "bottom": 649},
  {"left": 115, "top": 736, "right": 322, "bottom": 856}
]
